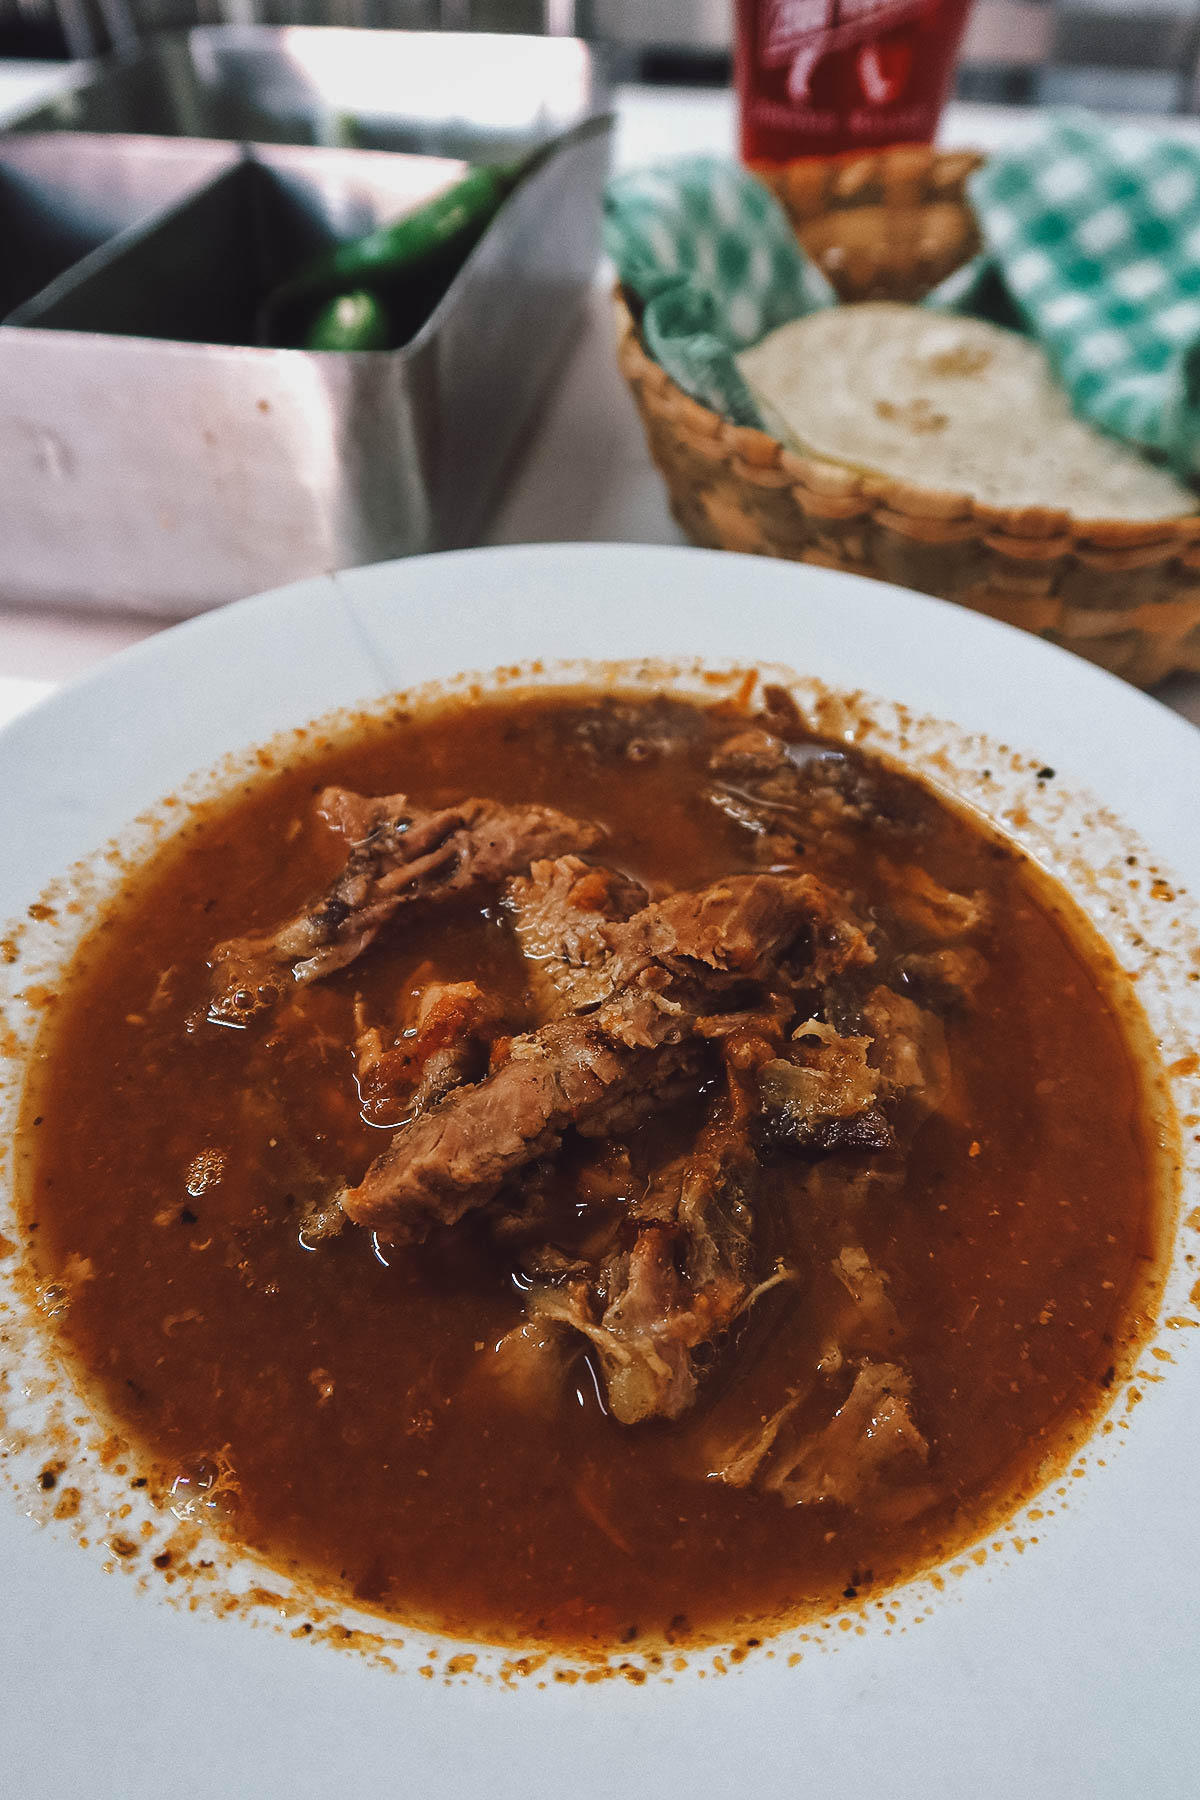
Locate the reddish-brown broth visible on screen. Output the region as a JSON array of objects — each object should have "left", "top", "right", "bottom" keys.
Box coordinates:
[{"left": 19, "top": 690, "right": 1164, "bottom": 1649}]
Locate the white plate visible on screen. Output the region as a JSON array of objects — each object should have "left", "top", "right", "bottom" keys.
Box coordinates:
[{"left": 1, "top": 543, "right": 1198, "bottom": 1800}]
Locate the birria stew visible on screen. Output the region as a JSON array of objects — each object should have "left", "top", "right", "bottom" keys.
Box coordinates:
[{"left": 18, "top": 686, "right": 1165, "bottom": 1650}]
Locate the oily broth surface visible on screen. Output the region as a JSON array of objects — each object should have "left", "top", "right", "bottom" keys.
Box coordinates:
[{"left": 17, "top": 692, "right": 1160, "bottom": 1649}]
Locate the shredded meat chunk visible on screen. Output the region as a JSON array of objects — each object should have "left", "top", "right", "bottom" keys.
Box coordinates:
[
  {"left": 526, "top": 1124, "right": 786, "bottom": 1425},
  {"left": 831, "top": 1245, "right": 901, "bottom": 1348},
  {"left": 756, "top": 985, "right": 953, "bottom": 1151},
  {"left": 758, "top": 1019, "right": 891, "bottom": 1152},
  {"left": 709, "top": 728, "right": 791, "bottom": 780},
  {"left": 354, "top": 978, "right": 503, "bottom": 1125},
  {"left": 896, "top": 945, "right": 989, "bottom": 1006},
  {"left": 338, "top": 873, "right": 845, "bottom": 1243},
  {"left": 208, "top": 791, "right": 601, "bottom": 1022},
  {"left": 770, "top": 1362, "right": 928, "bottom": 1507},
  {"left": 341, "top": 990, "right": 702, "bottom": 1241},
  {"left": 565, "top": 699, "right": 707, "bottom": 766},
  {"left": 862, "top": 985, "right": 951, "bottom": 1122},
  {"left": 495, "top": 1033, "right": 794, "bottom": 1427},
  {"left": 878, "top": 858, "right": 987, "bottom": 942},
  {"left": 707, "top": 715, "right": 901, "bottom": 865},
  {"left": 603, "top": 871, "right": 875, "bottom": 995},
  {"left": 530, "top": 1226, "right": 703, "bottom": 1424},
  {"left": 713, "top": 1360, "right": 928, "bottom": 1507},
  {"left": 506, "top": 856, "right": 647, "bottom": 1020},
  {"left": 603, "top": 872, "right": 844, "bottom": 983}
]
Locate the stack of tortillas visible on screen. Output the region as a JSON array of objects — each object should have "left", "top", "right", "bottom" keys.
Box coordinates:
[{"left": 736, "top": 302, "right": 1192, "bottom": 523}]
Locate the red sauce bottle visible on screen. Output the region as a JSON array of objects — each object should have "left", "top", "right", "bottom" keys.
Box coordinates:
[{"left": 735, "top": 0, "right": 975, "bottom": 166}]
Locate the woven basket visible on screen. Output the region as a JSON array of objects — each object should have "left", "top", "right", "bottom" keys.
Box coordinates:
[{"left": 615, "top": 145, "right": 1200, "bottom": 689}]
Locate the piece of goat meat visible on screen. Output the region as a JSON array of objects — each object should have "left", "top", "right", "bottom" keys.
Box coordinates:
[
  {"left": 505, "top": 856, "right": 647, "bottom": 1021},
  {"left": 208, "top": 790, "right": 601, "bottom": 1022}
]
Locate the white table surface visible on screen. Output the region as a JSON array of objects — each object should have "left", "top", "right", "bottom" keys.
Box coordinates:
[{"left": 1, "top": 66, "right": 1197, "bottom": 730}]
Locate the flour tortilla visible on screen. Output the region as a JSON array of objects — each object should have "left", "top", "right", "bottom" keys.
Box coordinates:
[{"left": 736, "top": 302, "right": 1194, "bottom": 522}]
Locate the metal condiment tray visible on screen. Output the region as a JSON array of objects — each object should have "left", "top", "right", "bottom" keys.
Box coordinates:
[{"left": 2, "top": 29, "right": 611, "bottom": 615}]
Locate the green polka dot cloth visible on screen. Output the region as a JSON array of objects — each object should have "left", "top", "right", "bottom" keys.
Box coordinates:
[{"left": 605, "top": 117, "right": 1200, "bottom": 476}]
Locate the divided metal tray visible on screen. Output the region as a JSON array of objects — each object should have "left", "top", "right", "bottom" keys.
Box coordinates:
[{"left": 1, "top": 29, "right": 610, "bottom": 615}]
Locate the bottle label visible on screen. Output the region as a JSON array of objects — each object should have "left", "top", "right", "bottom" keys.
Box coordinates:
[
  {"left": 762, "top": 0, "right": 928, "bottom": 104},
  {"left": 737, "top": 0, "right": 970, "bottom": 162}
]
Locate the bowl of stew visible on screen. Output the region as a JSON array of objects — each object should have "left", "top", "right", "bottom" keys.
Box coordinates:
[{"left": 1, "top": 543, "right": 1197, "bottom": 1800}]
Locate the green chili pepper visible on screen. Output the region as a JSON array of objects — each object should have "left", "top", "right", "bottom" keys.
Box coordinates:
[
  {"left": 261, "top": 161, "right": 520, "bottom": 347},
  {"left": 304, "top": 290, "right": 391, "bottom": 352},
  {"left": 306, "top": 163, "right": 514, "bottom": 296}
]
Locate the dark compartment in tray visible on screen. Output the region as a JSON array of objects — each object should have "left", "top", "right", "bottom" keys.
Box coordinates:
[
  {"left": 10, "top": 146, "right": 472, "bottom": 347},
  {"left": 0, "top": 133, "right": 234, "bottom": 318}
]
